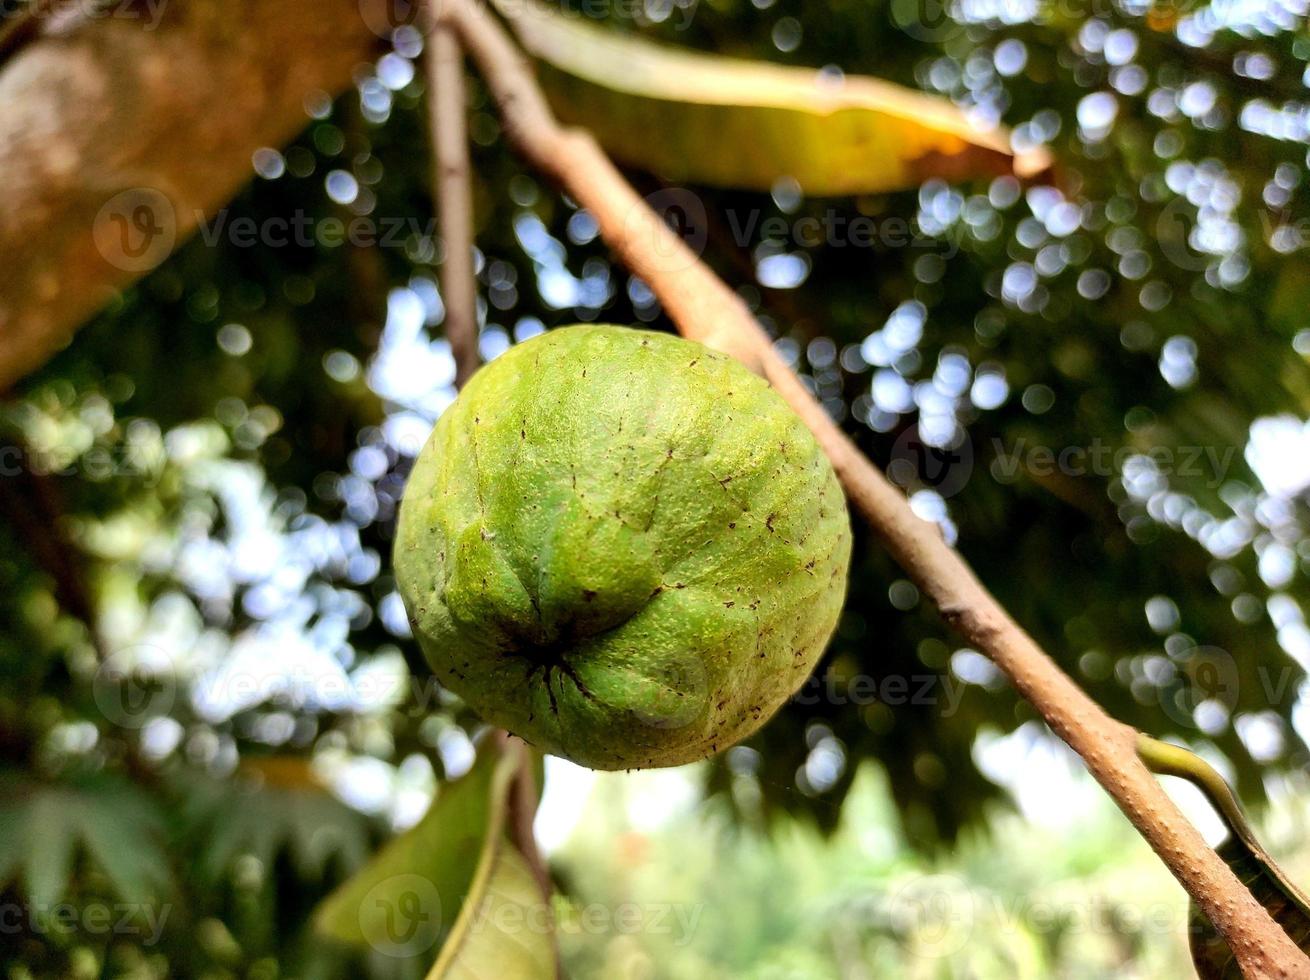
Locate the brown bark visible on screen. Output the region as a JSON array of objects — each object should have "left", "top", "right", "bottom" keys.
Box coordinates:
[
  {"left": 0, "top": 0, "right": 398, "bottom": 390},
  {"left": 424, "top": 3, "right": 480, "bottom": 387}
]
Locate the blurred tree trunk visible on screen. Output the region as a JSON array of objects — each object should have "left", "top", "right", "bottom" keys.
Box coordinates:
[{"left": 0, "top": 0, "right": 398, "bottom": 390}]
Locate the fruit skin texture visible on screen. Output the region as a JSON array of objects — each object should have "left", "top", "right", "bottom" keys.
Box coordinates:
[{"left": 395, "top": 325, "right": 851, "bottom": 770}]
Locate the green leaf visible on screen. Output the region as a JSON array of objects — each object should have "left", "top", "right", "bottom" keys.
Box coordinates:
[
  {"left": 179, "top": 760, "right": 372, "bottom": 886},
  {"left": 313, "top": 739, "right": 543, "bottom": 965},
  {"left": 20, "top": 791, "right": 78, "bottom": 909},
  {"left": 75, "top": 780, "right": 173, "bottom": 904},
  {"left": 0, "top": 799, "right": 24, "bottom": 886},
  {"left": 1137, "top": 737, "right": 1310, "bottom": 978},
  {"left": 0, "top": 773, "right": 172, "bottom": 907},
  {"left": 425, "top": 841, "right": 557, "bottom": 980},
  {"left": 496, "top": 0, "right": 1050, "bottom": 195}
]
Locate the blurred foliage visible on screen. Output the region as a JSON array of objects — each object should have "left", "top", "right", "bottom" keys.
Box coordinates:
[
  {"left": 3, "top": 0, "right": 1310, "bottom": 974},
  {"left": 551, "top": 761, "right": 1310, "bottom": 978}
]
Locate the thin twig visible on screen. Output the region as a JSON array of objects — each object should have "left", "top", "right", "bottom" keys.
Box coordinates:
[
  {"left": 426, "top": 25, "right": 555, "bottom": 934},
  {"left": 446, "top": 1, "right": 1309, "bottom": 974},
  {"left": 494, "top": 728, "right": 562, "bottom": 974},
  {"left": 425, "top": 1, "right": 480, "bottom": 388},
  {"left": 504, "top": 735, "right": 554, "bottom": 901}
]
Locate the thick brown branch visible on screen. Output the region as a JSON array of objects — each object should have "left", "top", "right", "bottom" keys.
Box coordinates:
[
  {"left": 425, "top": 3, "right": 480, "bottom": 388},
  {"left": 0, "top": 0, "right": 395, "bottom": 390},
  {"left": 447, "top": 1, "right": 1310, "bottom": 974}
]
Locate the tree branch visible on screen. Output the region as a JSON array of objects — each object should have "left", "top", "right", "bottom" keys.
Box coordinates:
[
  {"left": 446, "top": 0, "right": 1309, "bottom": 973},
  {"left": 433, "top": 116, "right": 554, "bottom": 931},
  {"left": 0, "top": 0, "right": 395, "bottom": 391},
  {"left": 425, "top": 1, "right": 480, "bottom": 388}
]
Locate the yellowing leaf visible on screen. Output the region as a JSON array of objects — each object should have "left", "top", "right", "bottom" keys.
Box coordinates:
[
  {"left": 1189, "top": 838, "right": 1310, "bottom": 980},
  {"left": 426, "top": 842, "right": 558, "bottom": 980},
  {"left": 496, "top": 0, "right": 1051, "bottom": 195},
  {"left": 1138, "top": 736, "right": 1310, "bottom": 979}
]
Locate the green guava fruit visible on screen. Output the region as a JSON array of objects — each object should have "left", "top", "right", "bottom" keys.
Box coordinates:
[{"left": 394, "top": 325, "right": 851, "bottom": 769}]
